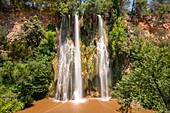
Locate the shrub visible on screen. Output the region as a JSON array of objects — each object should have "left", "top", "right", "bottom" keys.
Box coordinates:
[
  {"left": 8, "top": 41, "right": 32, "bottom": 61},
  {"left": 0, "top": 25, "right": 8, "bottom": 38},
  {"left": 109, "top": 17, "right": 129, "bottom": 85},
  {"left": 26, "top": 55, "right": 53, "bottom": 100},
  {"left": 38, "top": 30, "right": 56, "bottom": 55},
  {"left": 0, "top": 11, "right": 56, "bottom": 113},
  {"left": 150, "top": 1, "right": 170, "bottom": 18},
  {"left": 109, "top": 17, "right": 128, "bottom": 58},
  {"left": 0, "top": 85, "right": 24, "bottom": 113},
  {"left": 20, "top": 16, "right": 45, "bottom": 47},
  {"left": 111, "top": 37, "right": 170, "bottom": 112},
  {"left": 0, "top": 23, "right": 55, "bottom": 108},
  {"left": 0, "top": 54, "right": 54, "bottom": 106}
]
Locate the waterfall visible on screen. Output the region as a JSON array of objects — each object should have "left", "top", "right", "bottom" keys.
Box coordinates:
[
  {"left": 74, "top": 14, "right": 83, "bottom": 100},
  {"left": 55, "top": 14, "right": 83, "bottom": 101},
  {"left": 55, "top": 16, "right": 74, "bottom": 101},
  {"left": 56, "top": 14, "right": 109, "bottom": 101},
  {"left": 97, "top": 15, "right": 109, "bottom": 99}
]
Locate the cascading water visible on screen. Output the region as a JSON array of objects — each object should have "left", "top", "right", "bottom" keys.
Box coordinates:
[
  {"left": 55, "top": 16, "right": 74, "bottom": 101},
  {"left": 56, "top": 14, "right": 109, "bottom": 101},
  {"left": 96, "top": 15, "right": 109, "bottom": 99},
  {"left": 74, "top": 14, "right": 83, "bottom": 100},
  {"left": 55, "top": 14, "right": 83, "bottom": 101}
]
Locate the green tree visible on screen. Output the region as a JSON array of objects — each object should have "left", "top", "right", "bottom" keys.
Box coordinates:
[
  {"left": 0, "top": 15, "right": 56, "bottom": 109},
  {"left": 0, "top": 61, "right": 24, "bottom": 113},
  {"left": 131, "top": 0, "right": 148, "bottom": 19},
  {"left": 20, "top": 15, "right": 45, "bottom": 47},
  {"left": 38, "top": 30, "right": 56, "bottom": 55},
  {"left": 150, "top": 0, "right": 170, "bottom": 18},
  {"left": 109, "top": 17, "right": 128, "bottom": 85},
  {"left": 0, "top": 85, "right": 24, "bottom": 113},
  {"left": 111, "top": 36, "right": 170, "bottom": 112}
]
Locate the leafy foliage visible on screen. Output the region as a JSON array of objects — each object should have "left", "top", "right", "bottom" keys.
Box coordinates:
[
  {"left": 0, "top": 85, "right": 24, "bottom": 113},
  {"left": 20, "top": 15, "right": 45, "bottom": 47},
  {"left": 150, "top": 0, "right": 170, "bottom": 18},
  {"left": 109, "top": 17, "right": 129, "bottom": 85},
  {"left": 0, "top": 16, "right": 56, "bottom": 112},
  {"left": 132, "top": 0, "right": 149, "bottom": 18},
  {"left": 8, "top": 41, "right": 32, "bottom": 61},
  {"left": 38, "top": 30, "right": 56, "bottom": 55},
  {"left": 0, "top": 56, "right": 54, "bottom": 106},
  {"left": 0, "top": 37, "right": 10, "bottom": 64},
  {"left": 130, "top": 0, "right": 170, "bottom": 19},
  {"left": 0, "top": 25, "right": 8, "bottom": 38},
  {"left": 109, "top": 17, "right": 127, "bottom": 58},
  {"left": 111, "top": 36, "right": 170, "bottom": 112}
]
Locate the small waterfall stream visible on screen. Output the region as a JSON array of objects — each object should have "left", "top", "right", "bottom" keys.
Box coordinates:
[
  {"left": 55, "top": 14, "right": 83, "bottom": 101},
  {"left": 97, "top": 15, "right": 109, "bottom": 99},
  {"left": 55, "top": 16, "right": 74, "bottom": 101},
  {"left": 56, "top": 39, "right": 74, "bottom": 101},
  {"left": 74, "top": 14, "right": 83, "bottom": 100}
]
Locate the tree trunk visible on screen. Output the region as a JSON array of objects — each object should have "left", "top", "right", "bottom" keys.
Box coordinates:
[{"left": 131, "top": 0, "right": 135, "bottom": 14}]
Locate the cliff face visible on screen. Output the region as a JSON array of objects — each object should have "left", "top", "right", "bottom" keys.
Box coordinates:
[
  {"left": 0, "top": 9, "right": 55, "bottom": 41},
  {"left": 125, "top": 14, "right": 170, "bottom": 43},
  {"left": 1, "top": 10, "right": 170, "bottom": 43}
]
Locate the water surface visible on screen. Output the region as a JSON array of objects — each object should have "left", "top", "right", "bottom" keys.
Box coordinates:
[{"left": 18, "top": 98, "right": 154, "bottom": 113}]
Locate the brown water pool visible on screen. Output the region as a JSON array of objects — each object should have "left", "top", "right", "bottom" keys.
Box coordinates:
[{"left": 17, "top": 98, "right": 154, "bottom": 113}]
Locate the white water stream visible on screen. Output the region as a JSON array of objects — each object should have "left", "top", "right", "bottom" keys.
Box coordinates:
[
  {"left": 96, "top": 15, "right": 109, "bottom": 99},
  {"left": 74, "top": 14, "right": 83, "bottom": 100}
]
